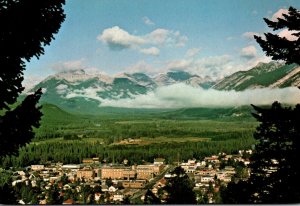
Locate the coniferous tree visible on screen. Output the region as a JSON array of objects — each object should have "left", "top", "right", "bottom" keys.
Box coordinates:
[
  {"left": 251, "top": 6, "right": 300, "bottom": 203},
  {"left": 0, "top": 89, "right": 42, "bottom": 156},
  {"left": 254, "top": 7, "right": 300, "bottom": 65},
  {"left": 248, "top": 102, "right": 300, "bottom": 203},
  {"left": 223, "top": 6, "right": 300, "bottom": 204},
  {"left": 47, "top": 184, "right": 63, "bottom": 204},
  {"left": 144, "top": 189, "right": 161, "bottom": 204},
  {"left": 0, "top": 0, "right": 65, "bottom": 154},
  {"left": 0, "top": 183, "right": 16, "bottom": 204},
  {"left": 0, "top": 1, "right": 65, "bottom": 204},
  {"left": 164, "top": 167, "right": 196, "bottom": 204}
]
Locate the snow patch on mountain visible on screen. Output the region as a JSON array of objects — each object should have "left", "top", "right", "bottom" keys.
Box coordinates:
[{"left": 50, "top": 69, "right": 114, "bottom": 84}]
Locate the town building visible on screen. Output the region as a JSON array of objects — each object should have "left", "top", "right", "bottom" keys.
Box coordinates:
[
  {"left": 31, "top": 165, "right": 45, "bottom": 171},
  {"left": 101, "top": 166, "right": 130, "bottom": 179},
  {"left": 62, "top": 164, "right": 82, "bottom": 170},
  {"left": 122, "top": 180, "right": 146, "bottom": 189},
  {"left": 76, "top": 167, "right": 95, "bottom": 180},
  {"left": 154, "top": 158, "right": 165, "bottom": 165},
  {"left": 82, "top": 158, "right": 94, "bottom": 164},
  {"left": 136, "top": 164, "right": 164, "bottom": 180}
]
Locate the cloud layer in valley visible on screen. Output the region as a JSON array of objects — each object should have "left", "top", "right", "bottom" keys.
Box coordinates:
[{"left": 62, "top": 83, "right": 300, "bottom": 108}]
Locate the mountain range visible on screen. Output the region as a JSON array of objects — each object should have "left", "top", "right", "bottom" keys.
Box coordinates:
[
  {"left": 28, "top": 62, "right": 300, "bottom": 113},
  {"left": 213, "top": 62, "right": 300, "bottom": 90}
]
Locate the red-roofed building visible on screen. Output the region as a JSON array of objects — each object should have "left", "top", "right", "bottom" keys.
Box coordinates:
[{"left": 63, "top": 199, "right": 75, "bottom": 204}]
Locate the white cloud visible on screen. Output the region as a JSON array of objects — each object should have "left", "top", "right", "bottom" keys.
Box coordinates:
[
  {"left": 166, "top": 59, "right": 193, "bottom": 70},
  {"left": 194, "top": 55, "right": 232, "bottom": 69},
  {"left": 193, "top": 55, "right": 236, "bottom": 78},
  {"left": 146, "top": 28, "right": 169, "bottom": 44},
  {"left": 65, "top": 86, "right": 104, "bottom": 102},
  {"left": 124, "top": 60, "right": 159, "bottom": 74},
  {"left": 98, "top": 26, "right": 188, "bottom": 53},
  {"left": 99, "top": 84, "right": 300, "bottom": 108},
  {"left": 271, "top": 8, "right": 288, "bottom": 21},
  {"left": 52, "top": 59, "right": 86, "bottom": 72},
  {"left": 56, "top": 84, "right": 68, "bottom": 90},
  {"left": 226, "top": 36, "right": 235, "bottom": 41},
  {"left": 142, "top": 16, "right": 155, "bottom": 26},
  {"left": 243, "top": 9, "right": 298, "bottom": 42},
  {"left": 174, "top": 31, "right": 188, "bottom": 47},
  {"left": 185, "top": 48, "right": 201, "bottom": 57},
  {"left": 41, "top": 88, "right": 47, "bottom": 94},
  {"left": 240, "top": 45, "right": 257, "bottom": 59},
  {"left": 242, "top": 32, "right": 261, "bottom": 40},
  {"left": 146, "top": 28, "right": 188, "bottom": 47},
  {"left": 97, "top": 26, "right": 145, "bottom": 50},
  {"left": 140, "top": 47, "right": 160, "bottom": 56},
  {"left": 164, "top": 55, "right": 235, "bottom": 79},
  {"left": 278, "top": 29, "right": 298, "bottom": 41},
  {"left": 56, "top": 84, "right": 68, "bottom": 94},
  {"left": 163, "top": 53, "right": 272, "bottom": 80}
]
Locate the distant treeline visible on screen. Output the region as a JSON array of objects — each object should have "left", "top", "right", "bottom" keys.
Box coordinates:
[
  {"left": 0, "top": 135, "right": 255, "bottom": 168},
  {"left": 34, "top": 118, "right": 256, "bottom": 142}
]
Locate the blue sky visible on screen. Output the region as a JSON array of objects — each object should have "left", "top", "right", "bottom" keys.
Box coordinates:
[{"left": 24, "top": 0, "right": 300, "bottom": 88}]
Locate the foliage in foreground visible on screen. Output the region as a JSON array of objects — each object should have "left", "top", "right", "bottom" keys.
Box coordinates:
[
  {"left": 254, "top": 7, "right": 300, "bottom": 65},
  {"left": 223, "top": 6, "right": 300, "bottom": 203},
  {"left": 0, "top": 1, "right": 65, "bottom": 204},
  {"left": 0, "top": 0, "right": 65, "bottom": 157},
  {"left": 164, "top": 167, "right": 197, "bottom": 204},
  {"left": 222, "top": 102, "right": 300, "bottom": 203}
]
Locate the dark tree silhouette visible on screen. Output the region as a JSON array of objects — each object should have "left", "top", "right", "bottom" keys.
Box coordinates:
[
  {"left": 222, "top": 103, "right": 300, "bottom": 204},
  {"left": 144, "top": 189, "right": 161, "bottom": 204},
  {"left": 248, "top": 102, "right": 300, "bottom": 203},
  {"left": 164, "top": 167, "right": 196, "bottom": 204},
  {"left": 251, "top": 6, "right": 300, "bottom": 203},
  {"left": 0, "top": 89, "right": 42, "bottom": 157},
  {"left": 222, "top": 6, "right": 300, "bottom": 204},
  {"left": 0, "top": 0, "right": 65, "bottom": 156},
  {"left": 221, "top": 180, "right": 252, "bottom": 204},
  {"left": 47, "top": 184, "right": 63, "bottom": 204},
  {"left": 254, "top": 7, "right": 300, "bottom": 65},
  {"left": 0, "top": 0, "right": 66, "bottom": 110},
  {"left": 0, "top": 1, "right": 65, "bottom": 204}
]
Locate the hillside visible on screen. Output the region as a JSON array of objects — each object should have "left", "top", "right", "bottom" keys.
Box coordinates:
[
  {"left": 213, "top": 62, "right": 300, "bottom": 91},
  {"left": 40, "top": 103, "right": 73, "bottom": 121}
]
